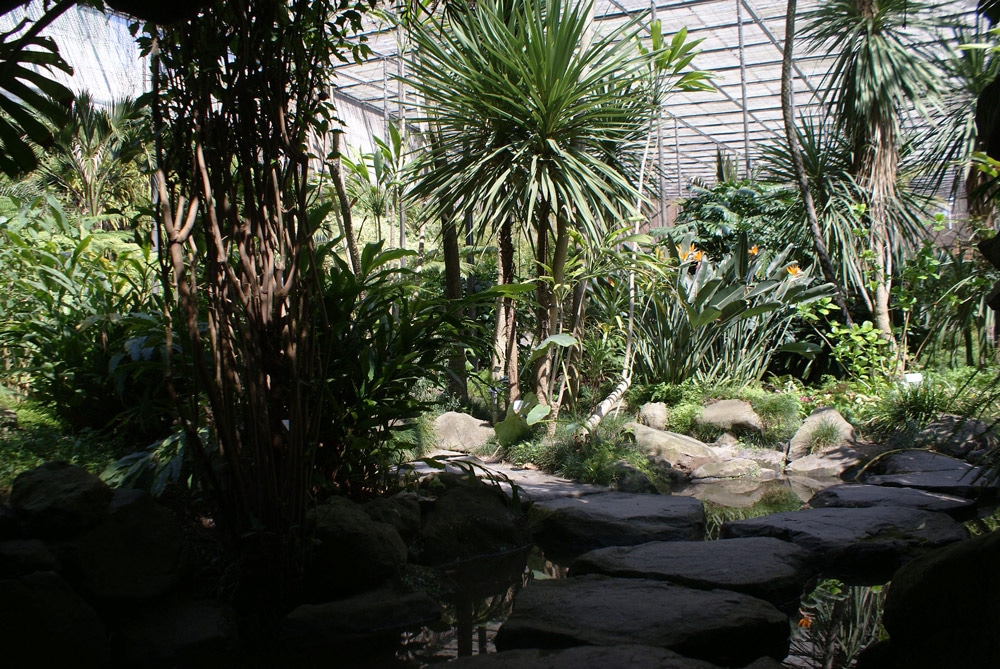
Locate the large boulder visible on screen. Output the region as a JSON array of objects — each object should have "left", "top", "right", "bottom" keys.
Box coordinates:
[
  {"left": 629, "top": 423, "right": 718, "bottom": 474},
  {"left": 694, "top": 400, "right": 763, "bottom": 436},
  {"left": 913, "top": 414, "right": 999, "bottom": 460},
  {"left": 113, "top": 598, "right": 238, "bottom": 667},
  {"left": 445, "top": 644, "right": 741, "bottom": 669},
  {"left": 76, "top": 489, "right": 186, "bottom": 600},
  {"left": 411, "top": 474, "right": 530, "bottom": 566},
  {"left": 570, "top": 537, "right": 813, "bottom": 610},
  {"left": 10, "top": 462, "right": 112, "bottom": 538},
  {"left": 307, "top": 496, "right": 408, "bottom": 599},
  {"left": 363, "top": 492, "right": 422, "bottom": 543},
  {"left": 808, "top": 483, "right": 976, "bottom": 519},
  {"left": 638, "top": 402, "right": 669, "bottom": 431},
  {"left": 787, "top": 408, "right": 855, "bottom": 461},
  {"left": 881, "top": 529, "right": 1000, "bottom": 669},
  {"left": 721, "top": 506, "right": 969, "bottom": 585},
  {"left": 608, "top": 460, "right": 658, "bottom": 494},
  {"left": 0, "top": 539, "right": 60, "bottom": 578},
  {"left": 691, "top": 459, "right": 760, "bottom": 481},
  {"left": 785, "top": 448, "right": 862, "bottom": 479},
  {"left": 529, "top": 491, "right": 704, "bottom": 562},
  {"left": 494, "top": 574, "right": 789, "bottom": 667},
  {"left": 433, "top": 411, "right": 495, "bottom": 453},
  {"left": 862, "top": 450, "right": 993, "bottom": 499},
  {"left": 0, "top": 571, "right": 109, "bottom": 668}
]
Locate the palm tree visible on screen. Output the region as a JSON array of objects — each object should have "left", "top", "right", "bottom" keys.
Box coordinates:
[
  {"left": 407, "top": 0, "right": 707, "bottom": 408},
  {"left": 803, "top": 0, "right": 943, "bottom": 342},
  {"left": 37, "top": 92, "right": 149, "bottom": 228}
]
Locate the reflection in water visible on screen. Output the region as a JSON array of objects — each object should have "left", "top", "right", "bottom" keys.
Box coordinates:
[{"left": 394, "top": 544, "right": 559, "bottom": 665}]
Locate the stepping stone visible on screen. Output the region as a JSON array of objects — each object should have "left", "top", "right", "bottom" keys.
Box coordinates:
[
  {"left": 445, "top": 644, "right": 746, "bottom": 668},
  {"left": 862, "top": 451, "right": 994, "bottom": 499},
  {"left": 569, "top": 537, "right": 813, "bottom": 610},
  {"left": 720, "top": 506, "right": 969, "bottom": 585},
  {"left": 494, "top": 574, "right": 788, "bottom": 667},
  {"left": 488, "top": 464, "right": 606, "bottom": 502},
  {"left": 529, "top": 492, "right": 705, "bottom": 562},
  {"left": 809, "top": 483, "right": 976, "bottom": 519}
]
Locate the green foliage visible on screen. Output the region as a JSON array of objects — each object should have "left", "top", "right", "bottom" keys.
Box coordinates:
[
  {"left": 0, "top": 399, "right": 120, "bottom": 491},
  {"left": 544, "top": 417, "right": 654, "bottom": 488},
  {"left": 827, "top": 321, "right": 894, "bottom": 390},
  {"left": 0, "top": 10, "right": 73, "bottom": 177},
  {"left": 34, "top": 92, "right": 150, "bottom": 228},
  {"left": 633, "top": 232, "right": 832, "bottom": 386},
  {"left": 495, "top": 392, "right": 550, "bottom": 447},
  {"left": 314, "top": 242, "right": 489, "bottom": 493},
  {"left": 790, "top": 579, "right": 887, "bottom": 669},
  {"left": 101, "top": 428, "right": 205, "bottom": 497},
  {"left": 863, "top": 378, "right": 959, "bottom": 443},
  {"left": 0, "top": 197, "right": 169, "bottom": 434},
  {"left": 671, "top": 179, "right": 794, "bottom": 259},
  {"left": 806, "top": 419, "right": 844, "bottom": 454}
]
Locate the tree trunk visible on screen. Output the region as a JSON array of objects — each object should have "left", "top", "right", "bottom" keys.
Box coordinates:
[
  {"left": 533, "top": 201, "right": 552, "bottom": 406},
  {"left": 442, "top": 210, "right": 468, "bottom": 400},
  {"left": 492, "top": 217, "right": 519, "bottom": 405},
  {"left": 781, "top": 0, "right": 853, "bottom": 325},
  {"left": 330, "top": 132, "right": 361, "bottom": 277}
]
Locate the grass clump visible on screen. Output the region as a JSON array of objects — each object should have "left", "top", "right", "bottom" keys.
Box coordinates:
[
  {"left": 0, "top": 398, "right": 120, "bottom": 493},
  {"left": 806, "top": 419, "right": 844, "bottom": 454}
]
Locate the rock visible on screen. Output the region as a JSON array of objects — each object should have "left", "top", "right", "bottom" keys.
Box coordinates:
[
  {"left": 721, "top": 506, "right": 969, "bottom": 585},
  {"left": 434, "top": 411, "right": 495, "bottom": 453},
  {"left": 570, "top": 537, "right": 814, "bottom": 610},
  {"left": 280, "top": 587, "right": 440, "bottom": 650},
  {"left": 862, "top": 450, "right": 993, "bottom": 499},
  {"left": 785, "top": 447, "right": 861, "bottom": 479},
  {"left": 736, "top": 448, "right": 785, "bottom": 474},
  {"left": 76, "top": 489, "right": 185, "bottom": 600},
  {"left": 412, "top": 474, "right": 529, "bottom": 566},
  {"left": 787, "top": 407, "right": 855, "bottom": 461},
  {"left": 445, "top": 644, "right": 730, "bottom": 669},
  {"left": 808, "top": 484, "right": 976, "bottom": 519},
  {"left": 10, "top": 462, "right": 112, "bottom": 538},
  {"left": 0, "top": 571, "right": 109, "bottom": 668},
  {"left": 364, "top": 493, "right": 422, "bottom": 543},
  {"left": 713, "top": 433, "right": 740, "bottom": 449},
  {"left": 787, "top": 475, "right": 837, "bottom": 502},
  {"left": 0, "top": 503, "right": 22, "bottom": 540},
  {"left": 529, "top": 491, "right": 704, "bottom": 562},
  {"left": 882, "top": 529, "right": 1000, "bottom": 669},
  {"left": 914, "top": 414, "right": 999, "bottom": 460},
  {"left": 638, "top": 402, "right": 669, "bottom": 431},
  {"left": 114, "top": 598, "right": 237, "bottom": 666},
  {"left": 609, "top": 460, "right": 658, "bottom": 494},
  {"left": 494, "top": 574, "right": 789, "bottom": 667},
  {"left": 0, "top": 539, "right": 60, "bottom": 577},
  {"left": 485, "top": 464, "right": 606, "bottom": 502},
  {"left": 307, "top": 497, "right": 408, "bottom": 599},
  {"left": 675, "top": 478, "right": 778, "bottom": 509},
  {"left": 695, "top": 399, "right": 763, "bottom": 435},
  {"left": 691, "top": 458, "right": 760, "bottom": 481},
  {"left": 629, "top": 423, "right": 718, "bottom": 473}
]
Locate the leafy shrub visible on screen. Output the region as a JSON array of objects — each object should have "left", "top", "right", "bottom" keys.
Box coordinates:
[
  {"left": 863, "top": 378, "right": 957, "bottom": 443},
  {"left": 312, "top": 242, "right": 491, "bottom": 494},
  {"left": 0, "top": 198, "right": 170, "bottom": 436},
  {"left": 633, "top": 232, "right": 832, "bottom": 386},
  {"left": 827, "top": 321, "right": 895, "bottom": 391}
]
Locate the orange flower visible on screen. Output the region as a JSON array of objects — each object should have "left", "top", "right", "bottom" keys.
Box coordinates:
[
  {"left": 691, "top": 250, "right": 705, "bottom": 262},
  {"left": 797, "top": 611, "right": 814, "bottom": 629},
  {"left": 749, "top": 244, "right": 759, "bottom": 256},
  {"left": 786, "top": 263, "right": 801, "bottom": 276}
]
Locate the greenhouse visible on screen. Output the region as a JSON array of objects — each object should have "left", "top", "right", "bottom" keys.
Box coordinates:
[{"left": 1, "top": 1, "right": 999, "bottom": 667}]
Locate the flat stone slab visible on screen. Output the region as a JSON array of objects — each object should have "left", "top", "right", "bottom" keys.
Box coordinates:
[
  {"left": 569, "top": 537, "right": 813, "bottom": 609},
  {"left": 445, "top": 644, "right": 732, "bottom": 669},
  {"left": 488, "top": 464, "right": 606, "bottom": 502},
  {"left": 494, "top": 575, "right": 788, "bottom": 667},
  {"left": 863, "top": 451, "right": 993, "bottom": 499},
  {"left": 720, "top": 506, "right": 969, "bottom": 585},
  {"left": 529, "top": 492, "right": 705, "bottom": 562},
  {"left": 809, "top": 484, "right": 976, "bottom": 519}
]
